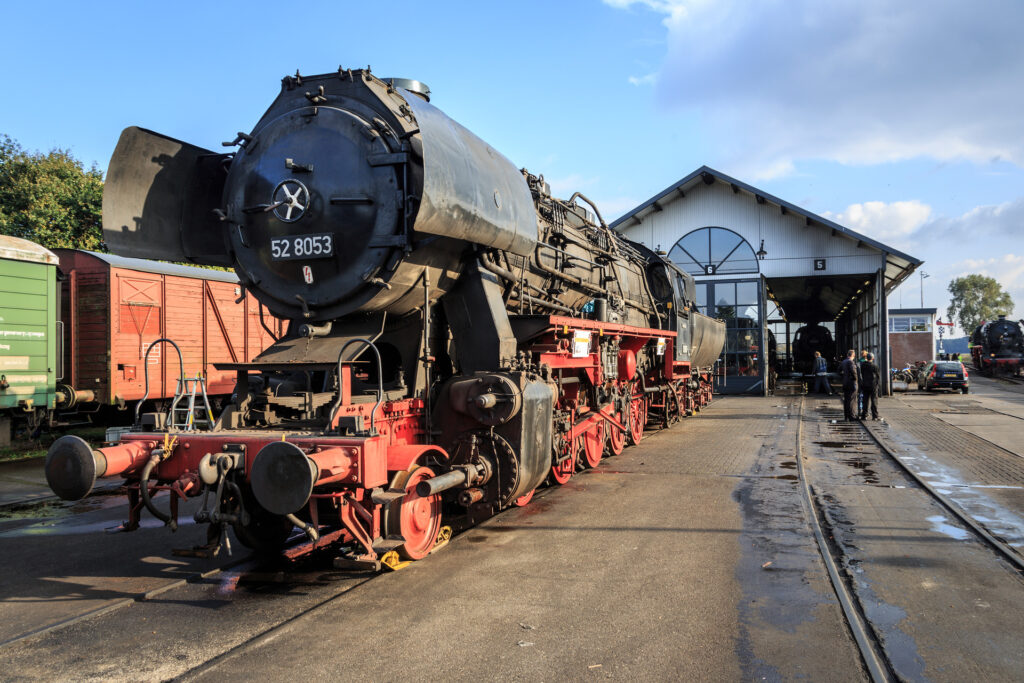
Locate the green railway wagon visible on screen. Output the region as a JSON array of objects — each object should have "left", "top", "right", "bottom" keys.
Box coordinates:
[{"left": 0, "top": 236, "right": 60, "bottom": 445}]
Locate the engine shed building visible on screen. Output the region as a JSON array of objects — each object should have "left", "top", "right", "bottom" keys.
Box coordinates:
[{"left": 611, "top": 166, "right": 922, "bottom": 395}]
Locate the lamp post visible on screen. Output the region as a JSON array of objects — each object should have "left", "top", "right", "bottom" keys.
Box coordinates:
[{"left": 920, "top": 271, "right": 929, "bottom": 308}]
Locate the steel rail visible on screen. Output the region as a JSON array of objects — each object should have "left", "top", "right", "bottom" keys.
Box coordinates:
[
  {"left": 0, "top": 558, "right": 253, "bottom": 648},
  {"left": 794, "top": 397, "right": 894, "bottom": 683},
  {"left": 859, "top": 418, "right": 1024, "bottom": 574}
]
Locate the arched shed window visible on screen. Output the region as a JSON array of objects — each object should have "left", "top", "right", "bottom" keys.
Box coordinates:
[{"left": 668, "top": 227, "right": 759, "bottom": 276}]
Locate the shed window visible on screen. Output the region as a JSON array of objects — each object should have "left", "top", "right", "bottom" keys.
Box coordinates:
[
  {"left": 890, "top": 317, "right": 910, "bottom": 332},
  {"left": 910, "top": 317, "right": 930, "bottom": 332},
  {"left": 668, "top": 227, "right": 759, "bottom": 277}
]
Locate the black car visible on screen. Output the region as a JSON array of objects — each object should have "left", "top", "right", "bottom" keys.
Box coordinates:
[{"left": 917, "top": 360, "right": 970, "bottom": 393}]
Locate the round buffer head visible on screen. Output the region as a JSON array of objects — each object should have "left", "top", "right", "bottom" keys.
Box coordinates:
[
  {"left": 45, "top": 435, "right": 98, "bottom": 501},
  {"left": 250, "top": 441, "right": 317, "bottom": 516}
]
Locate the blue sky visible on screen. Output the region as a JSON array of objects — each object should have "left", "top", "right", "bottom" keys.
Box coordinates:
[{"left": 3, "top": 0, "right": 1022, "bottom": 334}]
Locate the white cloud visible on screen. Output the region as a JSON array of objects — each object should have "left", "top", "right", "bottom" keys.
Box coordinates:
[
  {"left": 824, "top": 200, "right": 931, "bottom": 248},
  {"left": 628, "top": 72, "right": 657, "bottom": 86},
  {"left": 952, "top": 254, "right": 1024, "bottom": 302},
  {"left": 921, "top": 198, "right": 1024, "bottom": 242},
  {"left": 605, "top": 0, "right": 1024, "bottom": 178}
]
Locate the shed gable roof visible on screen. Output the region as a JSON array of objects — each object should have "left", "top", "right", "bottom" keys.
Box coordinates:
[{"left": 610, "top": 165, "right": 921, "bottom": 293}]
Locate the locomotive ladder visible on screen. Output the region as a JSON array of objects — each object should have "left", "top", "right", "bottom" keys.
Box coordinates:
[{"left": 169, "top": 374, "right": 215, "bottom": 431}]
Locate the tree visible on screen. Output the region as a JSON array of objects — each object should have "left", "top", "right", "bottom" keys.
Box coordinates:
[
  {"left": 0, "top": 134, "right": 104, "bottom": 250},
  {"left": 947, "top": 274, "right": 1015, "bottom": 334}
]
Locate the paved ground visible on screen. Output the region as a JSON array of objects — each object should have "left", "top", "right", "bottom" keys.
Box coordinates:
[
  {"left": 803, "top": 398, "right": 1024, "bottom": 681},
  {"left": 2, "top": 381, "right": 1024, "bottom": 681}
]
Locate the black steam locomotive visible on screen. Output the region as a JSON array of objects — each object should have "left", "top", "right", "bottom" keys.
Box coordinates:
[
  {"left": 970, "top": 315, "right": 1024, "bottom": 375},
  {"left": 45, "top": 68, "right": 724, "bottom": 566},
  {"left": 791, "top": 323, "right": 836, "bottom": 374}
]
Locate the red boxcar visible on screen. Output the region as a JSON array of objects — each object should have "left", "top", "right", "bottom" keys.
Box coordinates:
[{"left": 54, "top": 250, "right": 285, "bottom": 407}]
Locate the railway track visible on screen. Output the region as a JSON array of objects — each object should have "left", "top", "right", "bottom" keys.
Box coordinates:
[
  {"left": 0, "top": 555, "right": 254, "bottom": 649},
  {"left": 794, "top": 396, "right": 1024, "bottom": 683}
]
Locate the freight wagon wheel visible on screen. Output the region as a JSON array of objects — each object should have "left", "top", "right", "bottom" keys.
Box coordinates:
[
  {"left": 513, "top": 489, "right": 535, "bottom": 507},
  {"left": 628, "top": 398, "right": 646, "bottom": 445},
  {"left": 582, "top": 419, "right": 606, "bottom": 468},
  {"left": 549, "top": 436, "right": 578, "bottom": 485},
  {"left": 607, "top": 411, "right": 626, "bottom": 456},
  {"left": 387, "top": 467, "right": 442, "bottom": 561}
]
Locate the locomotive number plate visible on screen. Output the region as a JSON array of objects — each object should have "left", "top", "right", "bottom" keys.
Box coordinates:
[{"left": 270, "top": 234, "right": 334, "bottom": 261}]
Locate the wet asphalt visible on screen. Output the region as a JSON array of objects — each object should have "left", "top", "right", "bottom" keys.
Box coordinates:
[{"left": 2, "top": 386, "right": 1024, "bottom": 680}]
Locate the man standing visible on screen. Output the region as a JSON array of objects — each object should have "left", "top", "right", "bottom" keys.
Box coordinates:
[
  {"left": 859, "top": 352, "right": 880, "bottom": 420},
  {"left": 840, "top": 349, "right": 859, "bottom": 421},
  {"left": 858, "top": 350, "right": 869, "bottom": 416},
  {"left": 812, "top": 351, "right": 832, "bottom": 395}
]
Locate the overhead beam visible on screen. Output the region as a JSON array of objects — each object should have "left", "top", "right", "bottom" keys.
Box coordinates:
[
  {"left": 730, "top": 183, "right": 740, "bottom": 194},
  {"left": 652, "top": 201, "right": 664, "bottom": 212},
  {"left": 755, "top": 194, "right": 766, "bottom": 205}
]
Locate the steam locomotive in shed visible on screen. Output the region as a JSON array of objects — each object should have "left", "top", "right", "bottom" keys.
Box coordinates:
[
  {"left": 45, "top": 68, "right": 725, "bottom": 567},
  {"left": 791, "top": 322, "right": 836, "bottom": 374},
  {"left": 970, "top": 315, "right": 1024, "bottom": 375}
]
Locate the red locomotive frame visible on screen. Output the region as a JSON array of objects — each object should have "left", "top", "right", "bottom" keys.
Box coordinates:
[{"left": 79, "top": 313, "right": 713, "bottom": 566}]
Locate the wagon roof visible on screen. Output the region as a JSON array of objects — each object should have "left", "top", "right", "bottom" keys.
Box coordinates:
[
  {"left": 0, "top": 235, "right": 59, "bottom": 265},
  {"left": 55, "top": 249, "right": 239, "bottom": 283}
]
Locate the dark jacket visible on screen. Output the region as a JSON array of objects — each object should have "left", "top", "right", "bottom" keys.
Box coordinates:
[
  {"left": 814, "top": 356, "right": 828, "bottom": 374},
  {"left": 840, "top": 358, "right": 859, "bottom": 389},
  {"left": 859, "top": 360, "right": 880, "bottom": 391}
]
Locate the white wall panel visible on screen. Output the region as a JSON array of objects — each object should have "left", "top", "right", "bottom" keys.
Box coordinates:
[{"left": 620, "top": 181, "right": 886, "bottom": 277}]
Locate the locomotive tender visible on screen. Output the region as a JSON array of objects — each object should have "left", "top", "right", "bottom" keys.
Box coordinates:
[{"left": 45, "top": 68, "right": 724, "bottom": 566}]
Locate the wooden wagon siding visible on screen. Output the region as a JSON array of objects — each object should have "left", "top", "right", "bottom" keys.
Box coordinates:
[{"left": 55, "top": 250, "right": 284, "bottom": 405}]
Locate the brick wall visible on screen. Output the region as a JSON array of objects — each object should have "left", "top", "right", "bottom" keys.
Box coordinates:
[{"left": 889, "top": 332, "right": 933, "bottom": 368}]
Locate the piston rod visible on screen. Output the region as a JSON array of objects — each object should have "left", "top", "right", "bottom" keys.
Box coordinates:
[{"left": 415, "top": 469, "right": 468, "bottom": 497}]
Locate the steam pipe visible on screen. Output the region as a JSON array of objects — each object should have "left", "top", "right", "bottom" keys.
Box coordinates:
[
  {"left": 507, "top": 293, "right": 574, "bottom": 315},
  {"left": 566, "top": 192, "right": 615, "bottom": 252}
]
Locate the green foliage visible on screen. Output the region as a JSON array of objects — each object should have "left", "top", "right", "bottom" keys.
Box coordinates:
[
  {"left": 947, "top": 274, "right": 1015, "bottom": 334},
  {"left": 0, "top": 134, "right": 104, "bottom": 250}
]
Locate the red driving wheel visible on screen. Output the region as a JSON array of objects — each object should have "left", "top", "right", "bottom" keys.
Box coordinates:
[
  {"left": 607, "top": 410, "right": 626, "bottom": 455},
  {"left": 388, "top": 467, "right": 442, "bottom": 561},
  {"left": 550, "top": 436, "right": 577, "bottom": 485},
  {"left": 514, "top": 489, "right": 535, "bottom": 507},
  {"left": 582, "top": 419, "right": 606, "bottom": 468},
  {"left": 628, "top": 398, "right": 646, "bottom": 445}
]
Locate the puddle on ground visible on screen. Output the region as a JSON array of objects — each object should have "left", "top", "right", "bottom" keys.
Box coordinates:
[
  {"left": 840, "top": 458, "right": 880, "bottom": 484},
  {"left": 0, "top": 496, "right": 112, "bottom": 522},
  {"left": 815, "top": 441, "right": 849, "bottom": 448}
]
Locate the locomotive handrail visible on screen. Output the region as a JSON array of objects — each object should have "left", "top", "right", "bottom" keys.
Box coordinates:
[
  {"left": 135, "top": 338, "right": 186, "bottom": 426},
  {"left": 326, "top": 338, "right": 384, "bottom": 435}
]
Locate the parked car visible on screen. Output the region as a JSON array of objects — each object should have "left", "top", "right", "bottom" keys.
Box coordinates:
[{"left": 917, "top": 360, "right": 970, "bottom": 394}]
